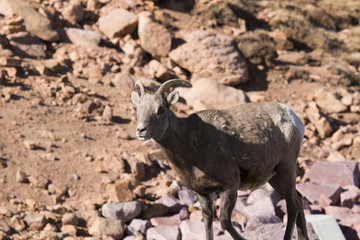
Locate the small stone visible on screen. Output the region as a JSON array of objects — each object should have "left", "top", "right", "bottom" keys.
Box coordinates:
[
  {"left": 306, "top": 102, "right": 333, "bottom": 138},
  {"left": 63, "top": 0, "right": 84, "bottom": 24},
  {"left": 342, "top": 94, "right": 353, "bottom": 106},
  {"left": 23, "top": 140, "right": 37, "bottom": 150},
  {"left": 88, "top": 217, "right": 125, "bottom": 239},
  {"left": 340, "top": 185, "right": 360, "bottom": 208},
  {"left": 16, "top": 170, "right": 28, "bottom": 183},
  {"left": 327, "top": 151, "right": 346, "bottom": 162},
  {"left": 243, "top": 196, "right": 282, "bottom": 224},
  {"left": 111, "top": 72, "right": 135, "bottom": 90},
  {"left": 102, "top": 201, "right": 142, "bottom": 222},
  {"left": 150, "top": 214, "right": 182, "bottom": 227},
  {"left": 65, "top": 28, "right": 102, "bottom": 48},
  {"left": 155, "top": 195, "right": 183, "bottom": 214},
  {"left": 107, "top": 179, "right": 135, "bottom": 202},
  {"left": 0, "top": 206, "right": 14, "bottom": 217},
  {"left": 350, "top": 105, "right": 360, "bottom": 113},
  {"left": 61, "top": 225, "right": 77, "bottom": 236},
  {"left": 40, "top": 153, "right": 56, "bottom": 161},
  {"left": 62, "top": 213, "right": 79, "bottom": 226},
  {"left": 102, "top": 105, "right": 113, "bottom": 122},
  {"left": 98, "top": 8, "right": 138, "bottom": 39},
  {"left": 141, "top": 203, "right": 169, "bottom": 220},
  {"left": 178, "top": 189, "right": 198, "bottom": 207},
  {"left": 126, "top": 219, "right": 151, "bottom": 236},
  {"left": 146, "top": 225, "right": 181, "bottom": 240},
  {"left": 28, "top": 174, "right": 49, "bottom": 189},
  {"left": 127, "top": 157, "right": 146, "bottom": 181},
  {"left": 43, "top": 223, "right": 57, "bottom": 232},
  {"left": 147, "top": 59, "right": 169, "bottom": 82},
  {"left": 24, "top": 213, "right": 47, "bottom": 231}
]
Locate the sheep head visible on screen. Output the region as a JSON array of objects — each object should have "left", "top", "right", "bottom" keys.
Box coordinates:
[{"left": 131, "top": 79, "right": 191, "bottom": 141}]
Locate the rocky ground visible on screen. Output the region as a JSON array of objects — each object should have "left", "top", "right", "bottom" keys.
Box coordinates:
[{"left": 0, "top": 0, "right": 360, "bottom": 239}]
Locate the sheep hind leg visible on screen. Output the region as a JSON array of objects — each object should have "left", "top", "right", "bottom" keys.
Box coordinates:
[
  {"left": 197, "top": 193, "right": 214, "bottom": 240},
  {"left": 268, "top": 163, "right": 308, "bottom": 240},
  {"left": 296, "top": 191, "right": 310, "bottom": 240},
  {"left": 219, "top": 189, "right": 247, "bottom": 240}
]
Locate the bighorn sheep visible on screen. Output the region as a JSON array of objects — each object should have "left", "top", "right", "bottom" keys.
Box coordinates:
[{"left": 131, "top": 79, "right": 309, "bottom": 240}]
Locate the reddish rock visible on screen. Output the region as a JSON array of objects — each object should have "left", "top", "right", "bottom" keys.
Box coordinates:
[
  {"left": 296, "top": 182, "right": 342, "bottom": 204},
  {"left": 340, "top": 185, "right": 360, "bottom": 208},
  {"left": 303, "top": 160, "right": 359, "bottom": 187},
  {"left": 126, "top": 218, "right": 151, "bottom": 236}
]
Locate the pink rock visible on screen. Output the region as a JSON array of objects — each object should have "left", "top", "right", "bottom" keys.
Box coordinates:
[
  {"left": 146, "top": 225, "right": 181, "bottom": 240},
  {"left": 150, "top": 214, "right": 182, "bottom": 227},
  {"left": 303, "top": 160, "right": 360, "bottom": 187},
  {"left": 296, "top": 182, "right": 342, "bottom": 204},
  {"left": 177, "top": 189, "right": 198, "bottom": 207},
  {"left": 340, "top": 185, "right": 360, "bottom": 208},
  {"left": 180, "top": 219, "right": 205, "bottom": 240},
  {"left": 324, "top": 206, "right": 350, "bottom": 220},
  {"left": 155, "top": 195, "right": 183, "bottom": 214},
  {"left": 126, "top": 219, "right": 151, "bottom": 236},
  {"left": 243, "top": 196, "right": 282, "bottom": 224}
]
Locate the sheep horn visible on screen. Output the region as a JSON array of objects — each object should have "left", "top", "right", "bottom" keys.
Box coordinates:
[
  {"left": 134, "top": 79, "right": 145, "bottom": 96},
  {"left": 157, "top": 79, "right": 192, "bottom": 96}
]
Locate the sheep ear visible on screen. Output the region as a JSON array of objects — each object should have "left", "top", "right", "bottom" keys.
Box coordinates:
[
  {"left": 166, "top": 91, "right": 179, "bottom": 106},
  {"left": 131, "top": 91, "right": 140, "bottom": 105}
]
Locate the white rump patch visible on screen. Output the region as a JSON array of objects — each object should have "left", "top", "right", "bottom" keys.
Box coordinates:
[{"left": 275, "top": 103, "right": 305, "bottom": 142}]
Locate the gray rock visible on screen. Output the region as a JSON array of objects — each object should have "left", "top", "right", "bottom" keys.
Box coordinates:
[
  {"left": 138, "top": 11, "right": 171, "bottom": 57},
  {"left": 147, "top": 225, "right": 181, "bottom": 240},
  {"left": 99, "top": 8, "right": 138, "bottom": 39},
  {"left": 303, "top": 160, "right": 359, "bottom": 187},
  {"left": 296, "top": 182, "right": 342, "bottom": 204},
  {"left": 169, "top": 30, "right": 248, "bottom": 86},
  {"left": 3, "top": 0, "right": 59, "bottom": 41},
  {"left": 102, "top": 201, "right": 142, "bottom": 222},
  {"left": 64, "top": 28, "right": 102, "bottom": 48},
  {"left": 126, "top": 218, "right": 151, "bottom": 236},
  {"left": 306, "top": 215, "right": 345, "bottom": 240},
  {"left": 177, "top": 189, "right": 198, "bottom": 207},
  {"left": 177, "top": 78, "right": 247, "bottom": 111},
  {"left": 8, "top": 32, "right": 46, "bottom": 58}
]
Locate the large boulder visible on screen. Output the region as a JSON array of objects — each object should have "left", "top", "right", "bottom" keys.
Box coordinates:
[
  {"left": 176, "top": 78, "right": 247, "bottom": 111},
  {"left": 2, "top": 0, "right": 59, "bottom": 41},
  {"left": 169, "top": 30, "right": 248, "bottom": 86},
  {"left": 138, "top": 12, "right": 172, "bottom": 57},
  {"left": 98, "top": 8, "right": 138, "bottom": 39}
]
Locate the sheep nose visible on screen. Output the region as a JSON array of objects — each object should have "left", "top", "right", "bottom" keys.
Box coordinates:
[{"left": 136, "top": 126, "right": 147, "bottom": 136}]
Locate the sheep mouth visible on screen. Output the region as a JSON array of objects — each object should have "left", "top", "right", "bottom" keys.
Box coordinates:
[{"left": 136, "top": 133, "right": 150, "bottom": 141}]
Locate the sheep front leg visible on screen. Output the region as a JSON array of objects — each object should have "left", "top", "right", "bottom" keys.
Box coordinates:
[
  {"left": 197, "top": 193, "right": 214, "bottom": 240},
  {"left": 219, "top": 189, "right": 247, "bottom": 240}
]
